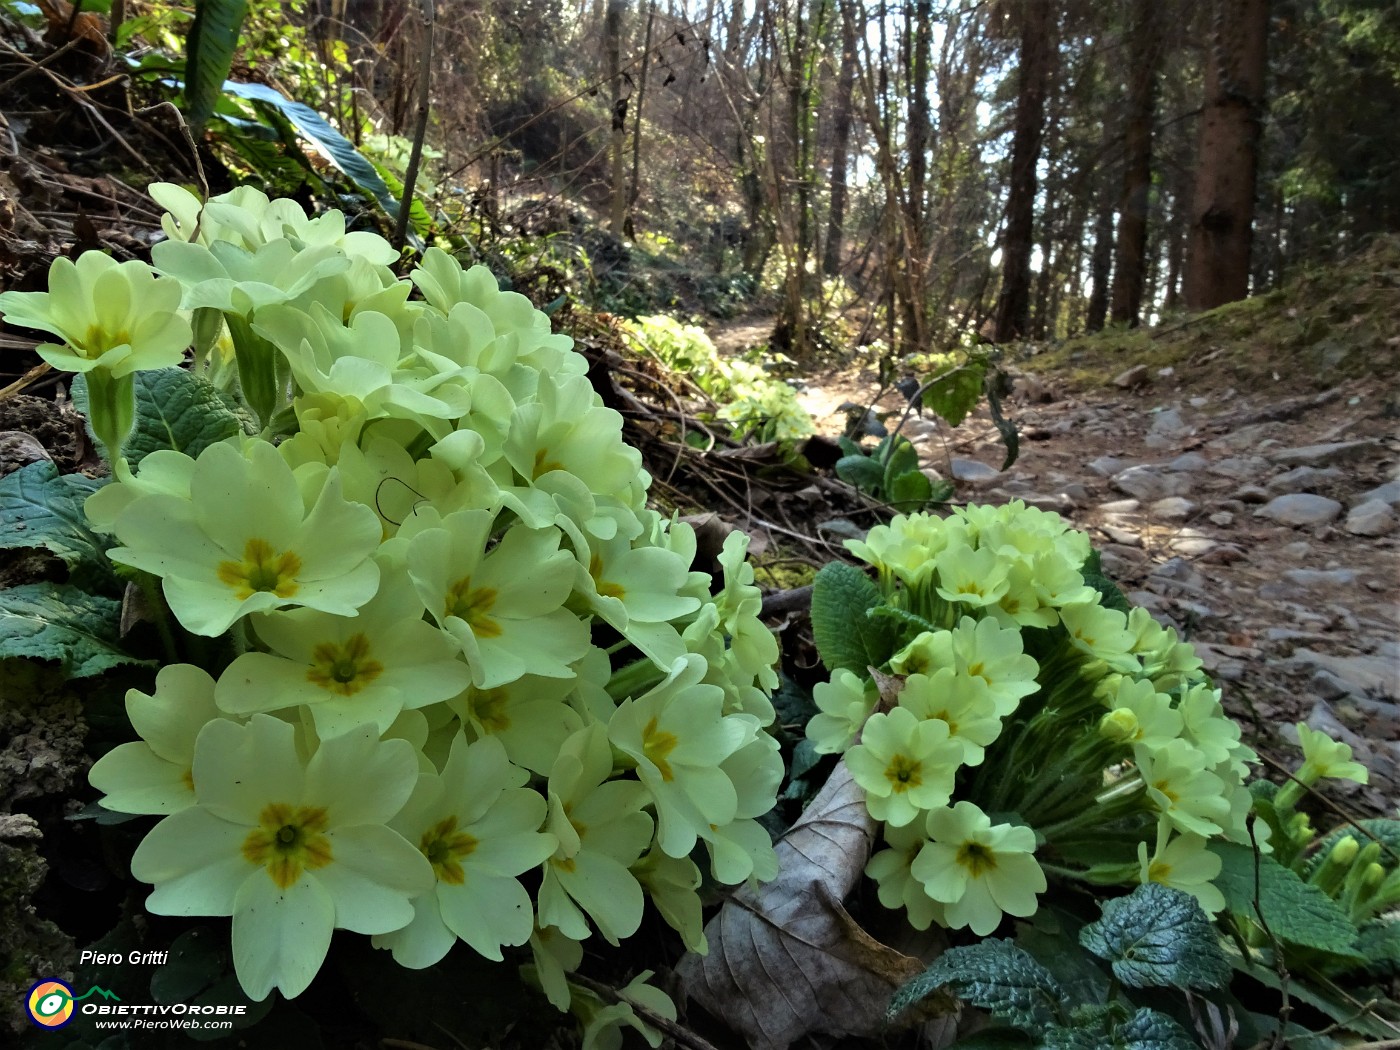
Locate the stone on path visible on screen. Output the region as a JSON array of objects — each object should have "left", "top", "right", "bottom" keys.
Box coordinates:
[
  {"left": 1110, "top": 465, "right": 1192, "bottom": 502},
  {"left": 1167, "top": 452, "right": 1209, "bottom": 472},
  {"left": 1145, "top": 408, "right": 1192, "bottom": 449},
  {"left": 1266, "top": 465, "right": 1342, "bottom": 495},
  {"left": 1089, "top": 455, "right": 1136, "bottom": 478},
  {"left": 1112, "top": 364, "right": 1149, "bottom": 389},
  {"left": 1269, "top": 439, "right": 1377, "bottom": 468},
  {"left": 1149, "top": 496, "right": 1197, "bottom": 521},
  {"left": 1345, "top": 499, "right": 1396, "bottom": 537},
  {"left": 950, "top": 458, "right": 1000, "bottom": 484},
  {"left": 1357, "top": 477, "right": 1400, "bottom": 508},
  {"left": 1254, "top": 493, "right": 1343, "bottom": 526}
]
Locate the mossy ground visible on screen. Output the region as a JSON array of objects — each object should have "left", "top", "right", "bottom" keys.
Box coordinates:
[{"left": 1023, "top": 238, "right": 1400, "bottom": 399}]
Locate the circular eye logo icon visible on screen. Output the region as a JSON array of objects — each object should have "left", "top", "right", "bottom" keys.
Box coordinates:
[{"left": 27, "top": 979, "right": 75, "bottom": 1028}]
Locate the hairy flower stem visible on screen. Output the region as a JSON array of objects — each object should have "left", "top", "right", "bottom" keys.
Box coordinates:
[{"left": 605, "top": 656, "right": 665, "bottom": 702}]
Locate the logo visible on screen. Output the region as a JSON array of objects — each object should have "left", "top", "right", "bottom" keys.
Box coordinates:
[{"left": 26, "top": 980, "right": 121, "bottom": 1029}]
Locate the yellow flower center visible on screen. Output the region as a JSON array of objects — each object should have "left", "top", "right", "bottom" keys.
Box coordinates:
[
  {"left": 642, "top": 716, "right": 679, "bottom": 782},
  {"left": 445, "top": 577, "right": 502, "bottom": 637},
  {"left": 884, "top": 754, "right": 923, "bottom": 793},
  {"left": 1147, "top": 858, "right": 1172, "bottom": 883},
  {"left": 420, "top": 816, "right": 477, "bottom": 885},
  {"left": 956, "top": 840, "right": 998, "bottom": 878},
  {"left": 82, "top": 323, "right": 131, "bottom": 355},
  {"left": 468, "top": 686, "right": 511, "bottom": 732},
  {"left": 241, "top": 802, "right": 333, "bottom": 889},
  {"left": 305, "top": 633, "right": 384, "bottom": 696},
  {"left": 532, "top": 447, "right": 566, "bottom": 479},
  {"left": 217, "top": 538, "right": 302, "bottom": 600},
  {"left": 1153, "top": 778, "right": 1180, "bottom": 804},
  {"left": 588, "top": 553, "right": 626, "bottom": 600}
]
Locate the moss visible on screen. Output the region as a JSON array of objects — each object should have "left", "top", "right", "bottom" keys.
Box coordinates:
[{"left": 1023, "top": 236, "right": 1400, "bottom": 395}]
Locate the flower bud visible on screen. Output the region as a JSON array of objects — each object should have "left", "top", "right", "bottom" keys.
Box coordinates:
[
  {"left": 1309, "top": 834, "right": 1357, "bottom": 896},
  {"left": 1100, "top": 708, "right": 1139, "bottom": 744}
]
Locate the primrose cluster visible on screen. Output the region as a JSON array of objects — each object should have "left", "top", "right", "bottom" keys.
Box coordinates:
[
  {"left": 810, "top": 503, "right": 1280, "bottom": 936},
  {"left": 0, "top": 185, "right": 783, "bottom": 1016}
]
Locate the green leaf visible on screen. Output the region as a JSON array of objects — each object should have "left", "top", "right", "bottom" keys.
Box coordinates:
[
  {"left": 0, "top": 584, "right": 148, "bottom": 678},
  {"left": 222, "top": 80, "right": 401, "bottom": 219},
  {"left": 1079, "top": 882, "right": 1230, "bottom": 990},
  {"left": 1080, "top": 549, "right": 1131, "bottom": 614},
  {"left": 1212, "top": 842, "right": 1361, "bottom": 955},
  {"left": 889, "top": 938, "right": 1064, "bottom": 1028},
  {"left": 73, "top": 367, "right": 245, "bottom": 469},
  {"left": 949, "top": 1030, "right": 1034, "bottom": 1049},
  {"left": 879, "top": 434, "right": 920, "bottom": 479},
  {"left": 886, "top": 469, "right": 934, "bottom": 510},
  {"left": 984, "top": 368, "right": 1020, "bottom": 471},
  {"left": 1356, "top": 919, "right": 1400, "bottom": 974},
  {"left": 835, "top": 452, "right": 883, "bottom": 494},
  {"left": 920, "top": 363, "right": 985, "bottom": 427},
  {"left": 0, "top": 462, "right": 115, "bottom": 591},
  {"left": 809, "top": 562, "right": 895, "bottom": 675},
  {"left": 184, "top": 0, "right": 247, "bottom": 132},
  {"left": 1116, "top": 1008, "right": 1201, "bottom": 1050}
]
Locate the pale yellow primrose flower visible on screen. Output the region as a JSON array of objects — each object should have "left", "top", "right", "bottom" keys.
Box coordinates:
[
  {"left": 89, "top": 665, "right": 226, "bottom": 815},
  {"left": 866, "top": 818, "right": 945, "bottom": 931},
  {"left": 806, "top": 668, "right": 879, "bottom": 754},
  {"left": 1137, "top": 818, "right": 1225, "bottom": 915},
  {"left": 1296, "top": 723, "right": 1370, "bottom": 785},
  {"left": 911, "top": 801, "right": 1046, "bottom": 935},
  {"left": 609, "top": 654, "right": 748, "bottom": 860},
  {"left": 405, "top": 508, "right": 589, "bottom": 688},
  {"left": 948, "top": 615, "right": 1040, "bottom": 716},
  {"left": 216, "top": 574, "right": 472, "bottom": 738},
  {"left": 375, "top": 734, "right": 556, "bottom": 967},
  {"left": 103, "top": 441, "right": 382, "bottom": 636},
  {"left": 1134, "top": 739, "right": 1231, "bottom": 837},
  {"left": 538, "top": 724, "right": 654, "bottom": 946},
  {"left": 845, "top": 707, "right": 963, "bottom": 827},
  {"left": 130, "top": 715, "right": 432, "bottom": 1000},
  {"left": 0, "top": 252, "right": 191, "bottom": 376},
  {"left": 898, "top": 669, "right": 1004, "bottom": 766}
]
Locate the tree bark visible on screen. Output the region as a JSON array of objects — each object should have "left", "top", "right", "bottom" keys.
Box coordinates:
[
  {"left": 1183, "top": 0, "right": 1270, "bottom": 310},
  {"left": 993, "top": 0, "right": 1056, "bottom": 342},
  {"left": 822, "top": 0, "right": 857, "bottom": 276},
  {"left": 1109, "top": 0, "right": 1163, "bottom": 327},
  {"left": 605, "top": 0, "right": 629, "bottom": 234}
]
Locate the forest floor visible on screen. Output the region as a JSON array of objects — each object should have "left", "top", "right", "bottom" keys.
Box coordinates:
[{"left": 708, "top": 283, "right": 1400, "bottom": 819}]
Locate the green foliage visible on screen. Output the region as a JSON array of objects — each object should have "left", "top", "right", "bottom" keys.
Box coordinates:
[
  {"left": 625, "top": 314, "right": 814, "bottom": 443},
  {"left": 73, "top": 367, "right": 247, "bottom": 469},
  {"left": 1079, "top": 549, "right": 1132, "bottom": 613},
  {"left": 0, "top": 462, "right": 114, "bottom": 591},
  {"left": 184, "top": 0, "right": 248, "bottom": 133},
  {"left": 835, "top": 434, "right": 954, "bottom": 510},
  {"left": 891, "top": 889, "right": 1227, "bottom": 1050},
  {"left": 808, "top": 562, "right": 896, "bottom": 675},
  {"left": 918, "top": 362, "right": 985, "bottom": 428},
  {"left": 1079, "top": 882, "right": 1231, "bottom": 990},
  {"left": 221, "top": 81, "right": 401, "bottom": 220},
  {"left": 1211, "top": 842, "right": 1362, "bottom": 956},
  {"left": 0, "top": 584, "right": 147, "bottom": 678},
  {"left": 889, "top": 939, "right": 1064, "bottom": 1027}
]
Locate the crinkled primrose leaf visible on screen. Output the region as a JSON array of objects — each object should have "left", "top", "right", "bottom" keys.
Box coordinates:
[{"left": 1079, "top": 882, "right": 1230, "bottom": 990}]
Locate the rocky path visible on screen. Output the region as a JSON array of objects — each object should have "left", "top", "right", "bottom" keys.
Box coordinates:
[{"left": 798, "top": 369, "right": 1400, "bottom": 814}]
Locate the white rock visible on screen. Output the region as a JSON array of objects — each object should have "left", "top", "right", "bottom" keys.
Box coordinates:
[
  {"left": 1344, "top": 499, "right": 1396, "bottom": 537},
  {"left": 951, "top": 458, "right": 1001, "bottom": 484},
  {"left": 1254, "top": 493, "right": 1344, "bottom": 526},
  {"left": 1269, "top": 439, "right": 1377, "bottom": 468},
  {"left": 1266, "top": 465, "right": 1342, "bottom": 495},
  {"left": 1357, "top": 478, "right": 1400, "bottom": 508},
  {"left": 1110, "top": 465, "right": 1192, "bottom": 502},
  {"left": 1150, "top": 497, "right": 1198, "bottom": 521}
]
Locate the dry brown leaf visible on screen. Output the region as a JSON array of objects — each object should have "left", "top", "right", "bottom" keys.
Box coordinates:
[{"left": 677, "top": 760, "right": 957, "bottom": 1050}]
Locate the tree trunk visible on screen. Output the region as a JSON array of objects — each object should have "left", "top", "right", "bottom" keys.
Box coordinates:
[
  {"left": 1109, "top": 0, "right": 1163, "bottom": 327},
  {"left": 822, "top": 0, "right": 857, "bottom": 276},
  {"left": 605, "top": 0, "right": 628, "bottom": 234},
  {"left": 993, "top": 0, "right": 1055, "bottom": 342},
  {"left": 1183, "top": 0, "right": 1270, "bottom": 310},
  {"left": 625, "top": 0, "right": 656, "bottom": 238}
]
